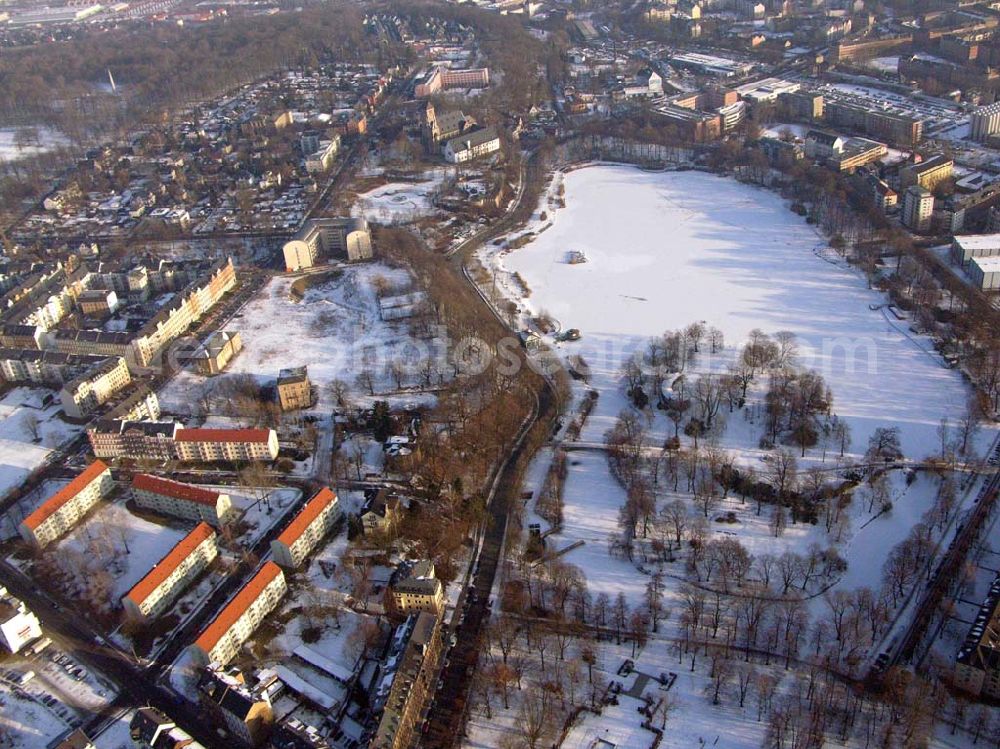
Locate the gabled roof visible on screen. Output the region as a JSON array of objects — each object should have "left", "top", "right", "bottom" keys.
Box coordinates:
[
  {"left": 194, "top": 562, "right": 283, "bottom": 656},
  {"left": 132, "top": 474, "right": 222, "bottom": 506},
  {"left": 22, "top": 460, "right": 110, "bottom": 531},
  {"left": 275, "top": 488, "right": 337, "bottom": 547},
  {"left": 175, "top": 428, "right": 272, "bottom": 444},
  {"left": 124, "top": 523, "right": 216, "bottom": 607}
]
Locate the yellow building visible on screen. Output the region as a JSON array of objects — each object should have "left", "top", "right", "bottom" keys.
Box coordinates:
[{"left": 276, "top": 367, "right": 312, "bottom": 411}]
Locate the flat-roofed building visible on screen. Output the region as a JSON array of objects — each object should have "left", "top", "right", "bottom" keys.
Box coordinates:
[
  {"left": 900, "top": 154, "right": 954, "bottom": 192},
  {"left": 123, "top": 522, "right": 218, "bottom": 623},
  {"left": 970, "top": 256, "right": 1000, "bottom": 290},
  {"left": 60, "top": 356, "right": 132, "bottom": 419},
  {"left": 189, "top": 562, "right": 287, "bottom": 666},
  {"left": 956, "top": 575, "right": 1000, "bottom": 697},
  {"left": 282, "top": 218, "right": 372, "bottom": 271},
  {"left": 19, "top": 461, "right": 113, "bottom": 548},
  {"left": 276, "top": 367, "right": 312, "bottom": 411},
  {"left": 173, "top": 428, "right": 279, "bottom": 463},
  {"left": 0, "top": 587, "right": 41, "bottom": 654},
  {"left": 971, "top": 101, "right": 1000, "bottom": 143},
  {"left": 131, "top": 474, "right": 233, "bottom": 526},
  {"left": 952, "top": 233, "right": 1000, "bottom": 266},
  {"left": 903, "top": 185, "right": 934, "bottom": 232},
  {"left": 271, "top": 488, "right": 340, "bottom": 568}
]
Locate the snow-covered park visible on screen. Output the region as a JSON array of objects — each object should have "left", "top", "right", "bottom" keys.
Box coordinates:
[
  {"left": 350, "top": 172, "right": 446, "bottom": 224},
  {"left": 0, "top": 126, "right": 68, "bottom": 162}
]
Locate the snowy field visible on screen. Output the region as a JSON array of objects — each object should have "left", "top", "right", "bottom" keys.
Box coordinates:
[
  {"left": 157, "top": 263, "right": 438, "bottom": 416},
  {"left": 0, "top": 388, "right": 82, "bottom": 502},
  {"left": 350, "top": 172, "right": 445, "bottom": 224},
  {"left": 0, "top": 126, "right": 68, "bottom": 162},
  {"left": 493, "top": 165, "right": 991, "bottom": 461}
]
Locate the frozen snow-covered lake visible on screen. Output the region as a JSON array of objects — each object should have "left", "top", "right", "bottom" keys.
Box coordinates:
[{"left": 499, "top": 164, "right": 988, "bottom": 461}]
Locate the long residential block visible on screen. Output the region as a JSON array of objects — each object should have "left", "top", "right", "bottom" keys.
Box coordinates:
[
  {"left": 123, "top": 522, "right": 218, "bottom": 623},
  {"left": 19, "top": 460, "right": 113, "bottom": 548},
  {"left": 132, "top": 474, "right": 233, "bottom": 526},
  {"left": 270, "top": 488, "right": 340, "bottom": 568},
  {"left": 190, "top": 562, "right": 287, "bottom": 666},
  {"left": 173, "top": 428, "right": 279, "bottom": 463},
  {"left": 59, "top": 356, "right": 132, "bottom": 419}
]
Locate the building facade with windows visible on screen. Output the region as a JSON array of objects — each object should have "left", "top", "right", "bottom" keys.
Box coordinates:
[
  {"left": 190, "top": 562, "right": 287, "bottom": 666},
  {"left": 173, "top": 428, "right": 279, "bottom": 463},
  {"left": 132, "top": 474, "right": 233, "bottom": 526},
  {"left": 19, "top": 460, "right": 113, "bottom": 548},
  {"left": 59, "top": 356, "right": 132, "bottom": 419},
  {"left": 270, "top": 488, "right": 340, "bottom": 568},
  {"left": 123, "top": 522, "right": 218, "bottom": 623}
]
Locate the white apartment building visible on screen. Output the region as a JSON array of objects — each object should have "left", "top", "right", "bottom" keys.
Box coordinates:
[
  {"left": 173, "top": 428, "right": 279, "bottom": 463},
  {"left": 902, "top": 185, "right": 934, "bottom": 232},
  {"left": 131, "top": 474, "right": 233, "bottom": 526},
  {"left": 270, "top": 487, "right": 340, "bottom": 568},
  {"left": 123, "top": 523, "right": 218, "bottom": 623},
  {"left": 442, "top": 128, "right": 501, "bottom": 164},
  {"left": 19, "top": 460, "right": 113, "bottom": 548},
  {"left": 190, "top": 562, "right": 287, "bottom": 665},
  {"left": 0, "top": 587, "right": 42, "bottom": 654},
  {"left": 971, "top": 101, "right": 1000, "bottom": 143},
  {"left": 282, "top": 217, "right": 372, "bottom": 271},
  {"left": 60, "top": 356, "right": 132, "bottom": 419}
]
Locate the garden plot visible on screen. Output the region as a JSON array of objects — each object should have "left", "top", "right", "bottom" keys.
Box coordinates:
[
  {"left": 157, "top": 263, "right": 441, "bottom": 417},
  {"left": 0, "top": 388, "right": 82, "bottom": 500}
]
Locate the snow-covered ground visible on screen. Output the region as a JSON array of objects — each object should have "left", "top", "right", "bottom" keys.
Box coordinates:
[
  {"left": 351, "top": 172, "right": 447, "bottom": 224},
  {"left": 863, "top": 56, "right": 899, "bottom": 74},
  {"left": 157, "top": 264, "right": 441, "bottom": 415},
  {"left": 490, "top": 165, "right": 991, "bottom": 461},
  {"left": 0, "top": 126, "right": 68, "bottom": 162},
  {"left": 0, "top": 388, "right": 82, "bottom": 504}
]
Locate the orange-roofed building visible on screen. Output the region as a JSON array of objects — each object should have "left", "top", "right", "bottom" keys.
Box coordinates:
[
  {"left": 19, "top": 460, "right": 113, "bottom": 548},
  {"left": 123, "top": 522, "right": 218, "bottom": 623},
  {"left": 132, "top": 473, "right": 233, "bottom": 526},
  {"left": 190, "top": 562, "right": 286, "bottom": 666},
  {"left": 173, "top": 428, "right": 278, "bottom": 463},
  {"left": 270, "top": 488, "right": 340, "bottom": 569}
]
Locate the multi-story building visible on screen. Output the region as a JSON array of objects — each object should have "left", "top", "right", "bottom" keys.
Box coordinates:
[
  {"left": 270, "top": 487, "right": 340, "bottom": 568},
  {"left": 304, "top": 136, "right": 341, "bottom": 174},
  {"left": 48, "top": 330, "right": 134, "bottom": 366},
  {"left": 0, "top": 348, "right": 105, "bottom": 387},
  {"left": 173, "top": 428, "right": 279, "bottom": 463},
  {"left": 189, "top": 562, "right": 287, "bottom": 666},
  {"left": 972, "top": 101, "right": 1000, "bottom": 143},
  {"left": 414, "top": 66, "right": 490, "bottom": 97},
  {"left": 123, "top": 522, "right": 218, "bottom": 623},
  {"left": 361, "top": 491, "right": 401, "bottom": 535},
  {"left": 129, "top": 258, "right": 236, "bottom": 370},
  {"left": 198, "top": 666, "right": 274, "bottom": 747},
  {"left": 952, "top": 233, "right": 1000, "bottom": 266},
  {"left": 103, "top": 383, "right": 161, "bottom": 423},
  {"left": 60, "top": 356, "right": 132, "bottom": 420},
  {"left": 87, "top": 420, "right": 180, "bottom": 461},
  {"left": 0, "top": 324, "right": 44, "bottom": 349},
  {"left": 52, "top": 729, "right": 97, "bottom": 749},
  {"left": 19, "top": 460, "right": 113, "bottom": 548},
  {"left": 902, "top": 185, "right": 934, "bottom": 232},
  {"left": 442, "top": 127, "right": 502, "bottom": 164},
  {"left": 827, "top": 139, "right": 888, "bottom": 172},
  {"left": 187, "top": 331, "right": 243, "bottom": 376},
  {"left": 823, "top": 97, "right": 923, "bottom": 146},
  {"left": 900, "top": 155, "right": 954, "bottom": 192},
  {"left": 282, "top": 218, "right": 373, "bottom": 271},
  {"left": 956, "top": 575, "right": 1000, "bottom": 697},
  {"left": 970, "top": 256, "right": 1000, "bottom": 290},
  {"left": 0, "top": 586, "right": 41, "bottom": 653},
  {"left": 370, "top": 612, "right": 442, "bottom": 749},
  {"left": 132, "top": 474, "right": 233, "bottom": 526},
  {"left": 129, "top": 707, "right": 206, "bottom": 749},
  {"left": 276, "top": 367, "right": 312, "bottom": 411},
  {"left": 387, "top": 560, "right": 444, "bottom": 618},
  {"left": 77, "top": 289, "right": 119, "bottom": 318}
]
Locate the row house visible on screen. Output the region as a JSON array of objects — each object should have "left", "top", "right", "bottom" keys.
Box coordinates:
[
  {"left": 189, "top": 562, "right": 287, "bottom": 666},
  {"left": 19, "top": 460, "right": 113, "bottom": 548},
  {"left": 270, "top": 487, "right": 340, "bottom": 568},
  {"left": 123, "top": 522, "right": 218, "bottom": 623},
  {"left": 59, "top": 356, "right": 132, "bottom": 420},
  {"left": 132, "top": 474, "right": 233, "bottom": 526},
  {"left": 173, "top": 428, "right": 279, "bottom": 463}
]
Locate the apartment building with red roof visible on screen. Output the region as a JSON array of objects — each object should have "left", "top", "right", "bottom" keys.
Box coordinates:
[
  {"left": 19, "top": 460, "right": 113, "bottom": 548},
  {"left": 173, "top": 428, "right": 279, "bottom": 463},
  {"left": 190, "top": 562, "right": 287, "bottom": 666},
  {"left": 123, "top": 522, "right": 218, "bottom": 623},
  {"left": 270, "top": 487, "right": 340, "bottom": 569},
  {"left": 132, "top": 474, "right": 233, "bottom": 526}
]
